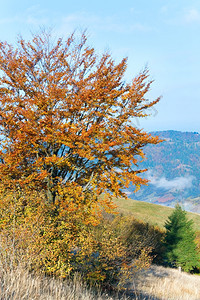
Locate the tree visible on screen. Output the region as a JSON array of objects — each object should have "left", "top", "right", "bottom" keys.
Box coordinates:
[
  {"left": 0, "top": 31, "right": 162, "bottom": 280},
  {"left": 0, "top": 31, "right": 160, "bottom": 207},
  {"left": 163, "top": 204, "right": 200, "bottom": 272}
]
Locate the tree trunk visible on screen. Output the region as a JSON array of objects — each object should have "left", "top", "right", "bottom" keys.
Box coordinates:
[{"left": 46, "top": 178, "right": 56, "bottom": 204}]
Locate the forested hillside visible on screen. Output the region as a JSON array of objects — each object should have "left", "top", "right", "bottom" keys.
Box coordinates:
[{"left": 128, "top": 130, "right": 200, "bottom": 212}]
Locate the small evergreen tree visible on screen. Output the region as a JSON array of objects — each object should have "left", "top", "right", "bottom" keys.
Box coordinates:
[{"left": 163, "top": 204, "right": 200, "bottom": 272}]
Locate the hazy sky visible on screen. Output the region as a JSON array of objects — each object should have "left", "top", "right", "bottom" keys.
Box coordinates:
[{"left": 1, "top": 0, "right": 200, "bottom": 132}]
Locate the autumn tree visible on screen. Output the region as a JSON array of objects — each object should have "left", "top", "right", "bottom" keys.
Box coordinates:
[
  {"left": 0, "top": 31, "right": 160, "bottom": 206},
  {"left": 0, "top": 31, "right": 162, "bottom": 281}
]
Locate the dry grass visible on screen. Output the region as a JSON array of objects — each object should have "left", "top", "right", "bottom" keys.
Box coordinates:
[
  {"left": 129, "top": 264, "right": 200, "bottom": 300},
  {"left": 0, "top": 264, "right": 130, "bottom": 300},
  {"left": 1, "top": 262, "right": 200, "bottom": 299},
  {"left": 1, "top": 256, "right": 200, "bottom": 299}
]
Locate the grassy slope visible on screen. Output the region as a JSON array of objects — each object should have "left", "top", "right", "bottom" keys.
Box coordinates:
[{"left": 113, "top": 197, "right": 200, "bottom": 231}]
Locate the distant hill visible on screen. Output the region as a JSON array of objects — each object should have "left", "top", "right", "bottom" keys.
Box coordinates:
[
  {"left": 114, "top": 197, "right": 200, "bottom": 231},
  {"left": 127, "top": 130, "right": 200, "bottom": 213}
]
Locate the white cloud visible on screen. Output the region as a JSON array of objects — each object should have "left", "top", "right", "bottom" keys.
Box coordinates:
[
  {"left": 26, "top": 5, "right": 41, "bottom": 14},
  {"left": 165, "top": 7, "right": 200, "bottom": 26},
  {"left": 59, "top": 12, "right": 154, "bottom": 36},
  {"left": 124, "top": 191, "right": 132, "bottom": 196},
  {"left": 147, "top": 173, "right": 194, "bottom": 191},
  {"left": 160, "top": 6, "right": 168, "bottom": 14},
  {"left": 0, "top": 5, "right": 49, "bottom": 27},
  {"left": 0, "top": 16, "right": 20, "bottom": 25},
  {"left": 63, "top": 12, "right": 99, "bottom": 25},
  {"left": 26, "top": 16, "right": 48, "bottom": 26},
  {"left": 184, "top": 8, "right": 200, "bottom": 23},
  {"left": 130, "top": 23, "right": 153, "bottom": 32}
]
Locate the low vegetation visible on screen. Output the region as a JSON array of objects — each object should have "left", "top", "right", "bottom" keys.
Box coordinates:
[
  {"left": 1, "top": 254, "right": 200, "bottom": 299},
  {"left": 0, "top": 199, "right": 200, "bottom": 299},
  {"left": 0, "top": 265, "right": 127, "bottom": 300}
]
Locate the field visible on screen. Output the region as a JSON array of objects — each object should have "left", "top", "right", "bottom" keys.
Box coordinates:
[{"left": 113, "top": 197, "right": 200, "bottom": 231}]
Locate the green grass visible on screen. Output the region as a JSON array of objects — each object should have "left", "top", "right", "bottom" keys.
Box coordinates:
[{"left": 113, "top": 197, "right": 200, "bottom": 231}]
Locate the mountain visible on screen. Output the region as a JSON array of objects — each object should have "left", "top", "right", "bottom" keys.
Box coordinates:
[{"left": 127, "top": 130, "right": 200, "bottom": 213}]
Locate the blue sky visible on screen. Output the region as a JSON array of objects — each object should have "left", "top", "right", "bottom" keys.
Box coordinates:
[{"left": 1, "top": 0, "right": 200, "bottom": 132}]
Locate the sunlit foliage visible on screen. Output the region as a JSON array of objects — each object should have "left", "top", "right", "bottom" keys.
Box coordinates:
[{"left": 0, "top": 31, "right": 160, "bottom": 283}]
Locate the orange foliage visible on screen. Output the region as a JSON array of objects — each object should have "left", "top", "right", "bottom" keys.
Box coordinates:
[
  {"left": 0, "top": 31, "right": 161, "bottom": 283},
  {"left": 0, "top": 31, "right": 160, "bottom": 207}
]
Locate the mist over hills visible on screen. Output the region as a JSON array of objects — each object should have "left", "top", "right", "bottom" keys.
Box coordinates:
[{"left": 128, "top": 130, "right": 200, "bottom": 213}]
